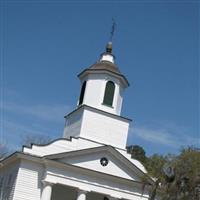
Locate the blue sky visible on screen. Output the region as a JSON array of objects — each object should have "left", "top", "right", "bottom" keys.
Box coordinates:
[{"left": 0, "top": 0, "right": 199, "bottom": 155}]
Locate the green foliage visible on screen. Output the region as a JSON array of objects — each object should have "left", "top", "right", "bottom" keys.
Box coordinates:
[
  {"left": 145, "top": 154, "right": 167, "bottom": 181},
  {"left": 127, "top": 145, "right": 200, "bottom": 200},
  {"left": 127, "top": 145, "right": 146, "bottom": 164},
  {"left": 170, "top": 147, "right": 200, "bottom": 199}
]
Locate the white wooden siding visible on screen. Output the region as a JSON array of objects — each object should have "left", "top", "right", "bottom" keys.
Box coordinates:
[
  {"left": 0, "top": 161, "right": 19, "bottom": 200},
  {"left": 12, "top": 160, "right": 44, "bottom": 200}
]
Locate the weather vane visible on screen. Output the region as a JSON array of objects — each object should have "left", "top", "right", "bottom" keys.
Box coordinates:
[{"left": 109, "top": 18, "right": 117, "bottom": 42}]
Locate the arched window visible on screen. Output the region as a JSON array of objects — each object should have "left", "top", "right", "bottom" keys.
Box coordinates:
[
  {"left": 78, "top": 81, "right": 86, "bottom": 105},
  {"left": 103, "top": 81, "right": 115, "bottom": 106}
]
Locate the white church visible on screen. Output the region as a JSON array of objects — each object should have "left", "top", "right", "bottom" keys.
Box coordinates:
[{"left": 0, "top": 42, "right": 156, "bottom": 200}]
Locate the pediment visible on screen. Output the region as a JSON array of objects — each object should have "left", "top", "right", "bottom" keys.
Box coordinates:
[{"left": 45, "top": 146, "right": 151, "bottom": 183}]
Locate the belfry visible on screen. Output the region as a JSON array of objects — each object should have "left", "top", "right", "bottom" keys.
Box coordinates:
[{"left": 0, "top": 42, "right": 155, "bottom": 200}]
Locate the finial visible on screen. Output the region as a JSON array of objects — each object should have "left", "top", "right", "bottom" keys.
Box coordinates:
[
  {"left": 109, "top": 18, "right": 117, "bottom": 42},
  {"left": 105, "top": 18, "right": 116, "bottom": 54},
  {"left": 106, "top": 42, "right": 112, "bottom": 53},
  {"left": 101, "top": 41, "right": 115, "bottom": 63}
]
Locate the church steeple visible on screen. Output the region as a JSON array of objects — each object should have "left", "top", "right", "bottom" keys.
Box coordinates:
[{"left": 63, "top": 43, "right": 131, "bottom": 149}]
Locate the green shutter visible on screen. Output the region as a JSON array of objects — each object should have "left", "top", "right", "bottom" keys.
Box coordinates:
[{"left": 103, "top": 81, "right": 115, "bottom": 106}]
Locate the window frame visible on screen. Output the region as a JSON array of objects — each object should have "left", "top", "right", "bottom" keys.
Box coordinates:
[{"left": 102, "top": 81, "right": 115, "bottom": 107}]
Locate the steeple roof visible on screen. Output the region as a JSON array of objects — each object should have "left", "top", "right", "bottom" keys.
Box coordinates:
[
  {"left": 78, "top": 42, "right": 129, "bottom": 87},
  {"left": 89, "top": 61, "right": 121, "bottom": 74}
]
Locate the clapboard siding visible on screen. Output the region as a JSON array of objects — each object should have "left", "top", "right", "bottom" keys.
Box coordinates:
[
  {"left": 13, "top": 160, "right": 44, "bottom": 200},
  {"left": 0, "top": 161, "right": 19, "bottom": 200},
  {"left": 9, "top": 174, "right": 17, "bottom": 200}
]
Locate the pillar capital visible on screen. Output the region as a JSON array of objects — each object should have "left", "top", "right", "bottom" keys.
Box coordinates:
[
  {"left": 42, "top": 180, "right": 54, "bottom": 187},
  {"left": 77, "top": 188, "right": 90, "bottom": 194},
  {"left": 76, "top": 188, "right": 88, "bottom": 200},
  {"left": 41, "top": 181, "right": 53, "bottom": 200}
]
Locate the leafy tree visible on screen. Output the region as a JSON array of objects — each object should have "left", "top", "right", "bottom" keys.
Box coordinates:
[
  {"left": 145, "top": 154, "right": 167, "bottom": 181},
  {"left": 145, "top": 147, "right": 200, "bottom": 200},
  {"left": 127, "top": 145, "right": 147, "bottom": 164},
  {"left": 167, "top": 147, "right": 200, "bottom": 200},
  {"left": 127, "top": 145, "right": 200, "bottom": 200}
]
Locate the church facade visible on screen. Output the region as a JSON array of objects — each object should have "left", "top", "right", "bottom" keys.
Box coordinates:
[{"left": 0, "top": 43, "right": 155, "bottom": 200}]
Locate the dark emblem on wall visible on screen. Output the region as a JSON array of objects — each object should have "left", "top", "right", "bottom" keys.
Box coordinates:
[{"left": 100, "top": 157, "right": 109, "bottom": 166}]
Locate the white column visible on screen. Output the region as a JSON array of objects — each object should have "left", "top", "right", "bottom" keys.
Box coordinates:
[
  {"left": 76, "top": 189, "right": 87, "bottom": 200},
  {"left": 41, "top": 182, "right": 53, "bottom": 200}
]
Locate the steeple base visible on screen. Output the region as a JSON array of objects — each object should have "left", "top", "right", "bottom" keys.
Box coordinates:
[{"left": 63, "top": 105, "right": 131, "bottom": 149}]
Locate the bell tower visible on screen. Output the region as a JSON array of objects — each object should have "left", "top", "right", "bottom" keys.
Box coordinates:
[{"left": 63, "top": 42, "right": 131, "bottom": 149}]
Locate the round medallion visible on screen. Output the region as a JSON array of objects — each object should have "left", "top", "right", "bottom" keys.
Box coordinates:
[{"left": 100, "top": 157, "right": 109, "bottom": 166}]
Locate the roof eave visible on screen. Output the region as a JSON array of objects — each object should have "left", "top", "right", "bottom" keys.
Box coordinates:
[
  {"left": 0, "top": 151, "right": 43, "bottom": 168},
  {"left": 64, "top": 104, "right": 132, "bottom": 122},
  {"left": 78, "top": 69, "right": 130, "bottom": 88}
]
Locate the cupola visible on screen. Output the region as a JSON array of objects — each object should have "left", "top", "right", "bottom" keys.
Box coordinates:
[{"left": 77, "top": 42, "right": 129, "bottom": 115}]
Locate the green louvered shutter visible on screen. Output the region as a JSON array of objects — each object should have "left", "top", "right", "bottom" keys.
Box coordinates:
[{"left": 103, "top": 81, "right": 115, "bottom": 106}]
